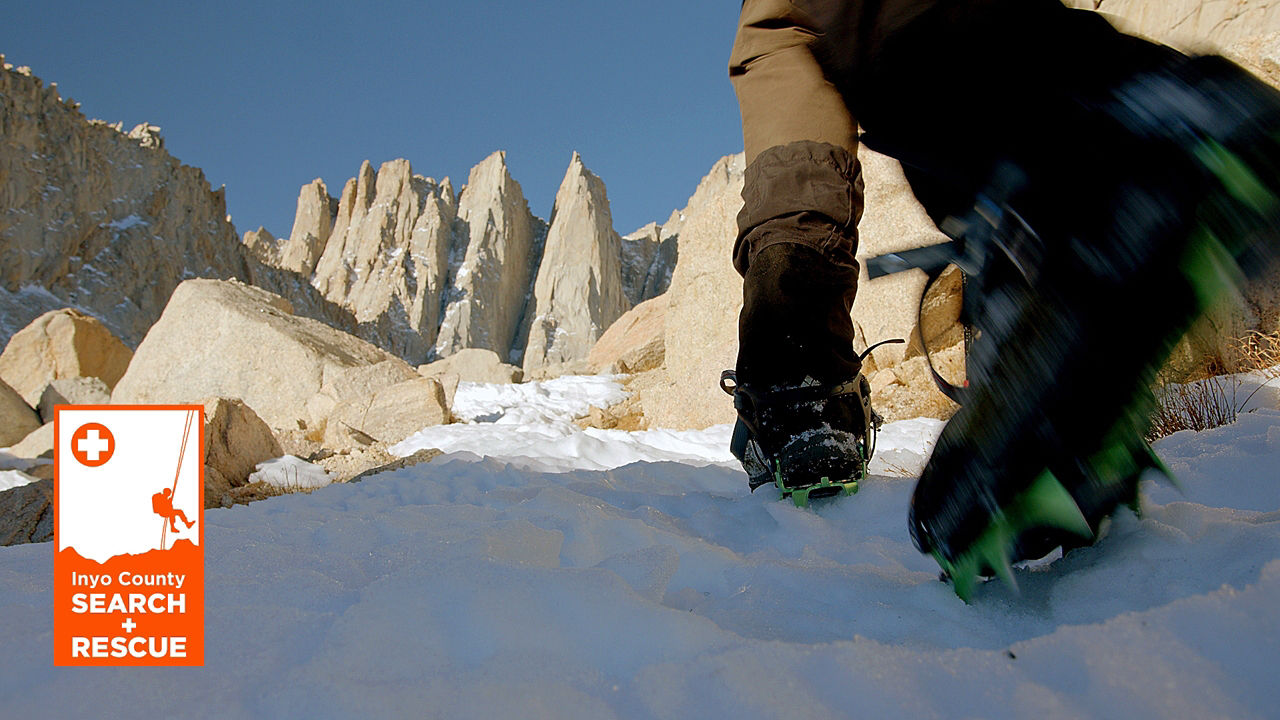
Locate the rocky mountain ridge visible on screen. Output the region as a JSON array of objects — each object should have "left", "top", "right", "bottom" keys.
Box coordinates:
[
  {"left": 253, "top": 150, "right": 676, "bottom": 369},
  {"left": 0, "top": 56, "right": 677, "bottom": 374}
]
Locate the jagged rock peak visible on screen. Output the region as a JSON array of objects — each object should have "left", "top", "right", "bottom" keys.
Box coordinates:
[
  {"left": 242, "top": 227, "right": 279, "bottom": 265},
  {"left": 278, "top": 178, "right": 336, "bottom": 275},
  {"left": 434, "top": 150, "right": 543, "bottom": 363},
  {"left": 307, "top": 158, "right": 458, "bottom": 363},
  {"left": 522, "top": 152, "right": 628, "bottom": 374}
]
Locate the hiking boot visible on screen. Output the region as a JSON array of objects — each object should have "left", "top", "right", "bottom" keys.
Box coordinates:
[
  {"left": 722, "top": 242, "right": 885, "bottom": 505},
  {"left": 895, "top": 54, "right": 1280, "bottom": 598}
]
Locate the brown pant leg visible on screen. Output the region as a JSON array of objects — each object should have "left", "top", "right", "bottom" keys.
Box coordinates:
[
  {"left": 729, "top": 1, "right": 870, "bottom": 388},
  {"left": 729, "top": 0, "right": 859, "bottom": 165},
  {"left": 729, "top": 0, "right": 867, "bottom": 278}
]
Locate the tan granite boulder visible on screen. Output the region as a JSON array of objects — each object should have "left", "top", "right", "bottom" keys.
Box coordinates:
[
  {"left": 419, "top": 348, "right": 523, "bottom": 384},
  {"left": 111, "top": 279, "right": 415, "bottom": 431},
  {"left": 200, "top": 397, "right": 283, "bottom": 508},
  {"left": 9, "top": 422, "right": 53, "bottom": 460},
  {"left": 588, "top": 294, "right": 667, "bottom": 374},
  {"left": 0, "top": 308, "right": 133, "bottom": 406},
  {"left": 325, "top": 376, "right": 451, "bottom": 448}
]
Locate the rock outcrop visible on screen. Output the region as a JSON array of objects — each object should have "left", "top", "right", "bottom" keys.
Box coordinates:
[
  {"left": 279, "top": 178, "right": 338, "bottom": 275},
  {"left": 620, "top": 221, "right": 678, "bottom": 306},
  {"left": 0, "top": 379, "right": 40, "bottom": 447},
  {"left": 0, "top": 308, "right": 133, "bottom": 407},
  {"left": 588, "top": 294, "right": 667, "bottom": 375},
  {"left": 435, "top": 151, "right": 545, "bottom": 364},
  {"left": 419, "top": 348, "right": 522, "bottom": 384},
  {"left": 110, "top": 279, "right": 425, "bottom": 438},
  {"left": 0, "top": 477, "right": 53, "bottom": 546},
  {"left": 311, "top": 160, "right": 459, "bottom": 363},
  {"left": 0, "top": 61, "right": 252, "bottom": 347},
  {"left": 638, "top": 154, "right": 746, "bottom": 430},
  {"left": 522, "top": 153, "right": 630, "bottom": 374},
  {"left": 201, "top": 397, "right": 283, "bottom": 508},
  {"left": 241, "top": 227, "right": 279, "bottom": 266},
  {"left": 250, "top": 150, "right": 688, "bottom": 375}
]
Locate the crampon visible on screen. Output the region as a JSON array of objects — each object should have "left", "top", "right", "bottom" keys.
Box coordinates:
[
  {"left": 867, "top": 55, "right": 1280, "bottom": 600},
  {"left": 721, "top": 369, "right": 887, "bottom": 508}
]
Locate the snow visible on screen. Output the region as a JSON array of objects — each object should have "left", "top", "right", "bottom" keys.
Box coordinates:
[
  {"left": 1, "top": 377, "right": 1279, "bottom": 717},
  {"left": 0, "top": 469, "right": 38, "bottom": 492},
  {"left": 248, "top": 455, "right": 334, "bottom": 490},
  {"left": 394, "top": 375, "right": 686, "bottom": 472},
  {"left": 103, "top": 214, "right": 147, "bottom": 231}
]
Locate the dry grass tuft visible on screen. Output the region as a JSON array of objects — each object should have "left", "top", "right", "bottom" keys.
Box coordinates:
[{"left": 1148, "top": 330, "right": 1280, "bottom": 440}]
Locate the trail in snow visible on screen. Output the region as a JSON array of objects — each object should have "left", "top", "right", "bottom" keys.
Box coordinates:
[{"left": 0, "top": 377, "right": 1276, "bottom": 718}]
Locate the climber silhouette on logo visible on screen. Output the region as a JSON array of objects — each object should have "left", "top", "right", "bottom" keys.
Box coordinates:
[{"left": 151, "top": 488, "right": 195, "bottom": 533}]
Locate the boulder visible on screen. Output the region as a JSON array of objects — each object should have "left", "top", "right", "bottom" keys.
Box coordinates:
[
  {"left": 0, "top": 378, "right": 40, "bottom": 447},
  {"left": 110, "top": 278, "right": 416, "bottom": 431},
  {"left": 868, "top": 347, "right": 964, "bottom": 424},
  {"left": 307, "top": 359, "right": 421, "bottom": 432},
  {"left": 588, "top": 294, "right": 667, "bottom": 374},
  {"left": 37, "top": 376, "right": 111, "bottom": 422},
  {"left": 1062, "top": 0, "right": 1280, "bottom": 51},
  {"left": 434, "top": 373, "right": 460, "bottom": 417},
  {"left": 200, "top": 397, "right": 283, "bottom": 508},
  {"left": 325, "top": 376, "right": 451, "bottom": 448},
  {"left": 0, "top": 478, "right": 53, "bottom": 546},
  {"left": 9, "top": 422, "right": 53, "bottom": 460},
  {"left": 522, "top": 359, "right": 595, "bottom": 383},
  {"left": 522, "top": 153, "right": 630, "bottom": 374},
  {"left": 419, "top": 348, "right": 523, "bottom": 384},
  {"left": 0, "top": 308, "right": 133, "bottom": 406}
]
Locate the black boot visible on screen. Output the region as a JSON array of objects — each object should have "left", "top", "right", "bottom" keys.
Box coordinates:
[
  {"left": 893, "top": 54, "right": 1280, "bottom": 599},
  {"left": 722, "top": 242, "right": 882, "bottom": 505}
]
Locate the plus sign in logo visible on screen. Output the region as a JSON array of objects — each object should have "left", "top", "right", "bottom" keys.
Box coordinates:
[{"left": 70, "top": 423, "right": 115, "bottom": 467}]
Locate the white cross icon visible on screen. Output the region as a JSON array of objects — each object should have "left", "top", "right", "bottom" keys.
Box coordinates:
[
  {"left": 121, "top": 618, "right": 136, "bottom": 633},
  {"left": 76, "top": 429, "right": 110, "bottom": 462}
]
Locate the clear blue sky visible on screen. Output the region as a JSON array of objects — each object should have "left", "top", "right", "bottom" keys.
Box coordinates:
[{"left": 2, "top": 1, "right": 741, "bottom": 238}]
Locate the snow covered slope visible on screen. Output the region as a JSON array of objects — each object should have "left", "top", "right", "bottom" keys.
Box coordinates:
[{"left": 0, "top": 398, "right": 1277, "bottom": 717}]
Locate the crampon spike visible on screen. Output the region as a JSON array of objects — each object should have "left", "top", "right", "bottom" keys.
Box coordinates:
[
  {"left": 941, "top": 472, "right": 1091, "bottom": 601},
  {"left": 1139, "top": 442, "right": 1181, "bottom": 492}
]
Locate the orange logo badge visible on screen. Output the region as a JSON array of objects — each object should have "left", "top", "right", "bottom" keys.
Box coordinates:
[{"left": 54, "top": 406, "right": 205, "bottom": 666}]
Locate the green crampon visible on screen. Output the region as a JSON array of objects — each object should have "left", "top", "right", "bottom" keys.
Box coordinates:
[
  {"left": 935, "top": 471, "right": 1093, "bottom": 601},
  {"left": 937, "top": 138, "right": 1277, "bottom": 601},
  {"left": 773, "top": 459, "right": 863, "bottom": 508},
  {"left": 937, "top": 424, "right": 1177, "bottom": 601}
]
